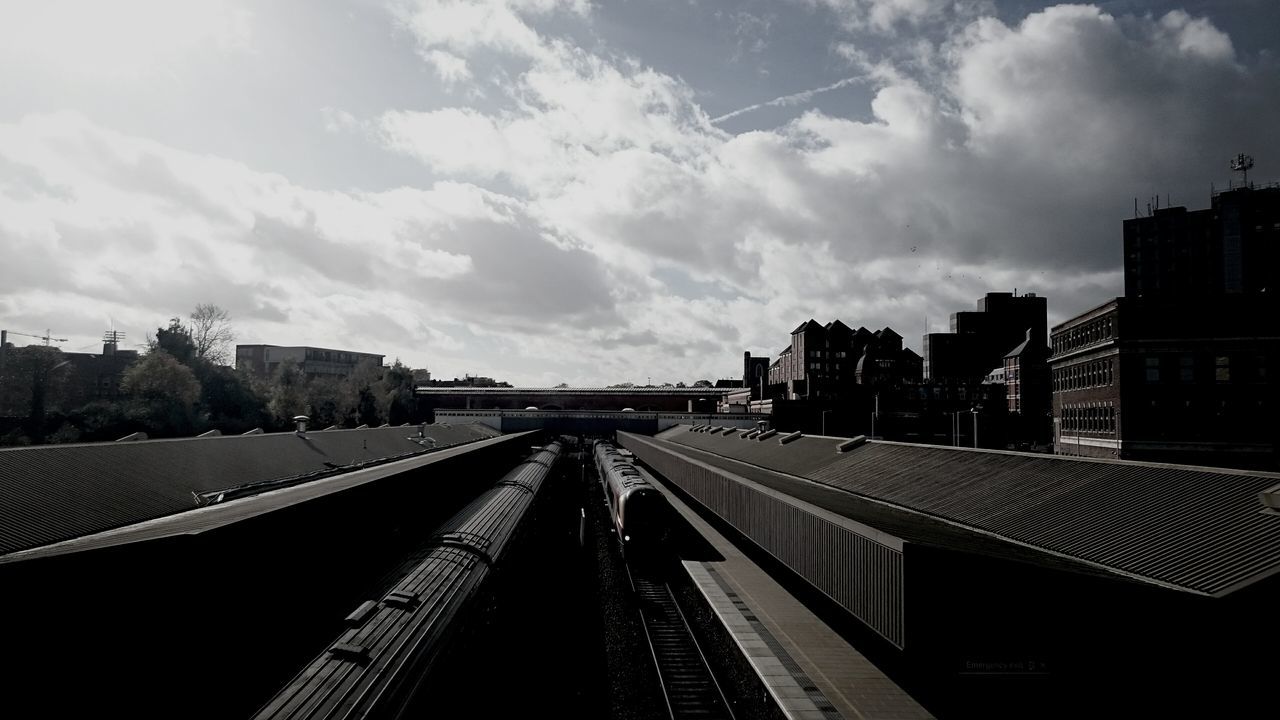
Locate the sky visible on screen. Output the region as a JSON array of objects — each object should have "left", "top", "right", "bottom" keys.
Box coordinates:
[{"left": 1, "top": 0, "right": 1277, "bottom": 386}]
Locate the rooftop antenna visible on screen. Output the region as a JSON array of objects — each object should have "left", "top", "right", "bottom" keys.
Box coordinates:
[{"left": 1231, "top": 153, "right": 1254, "bottom": 188}]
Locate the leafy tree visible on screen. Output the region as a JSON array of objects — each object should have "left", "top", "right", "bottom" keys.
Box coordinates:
[
  {"left": 380, "top": 360, "right": 416, "bottom": 425},
  {"left": 267, "top": 358, "right": 309, "bottom": 427},
  {"left": 200, "top": 365, "right": 269, "bottom": 433},
  {"left": 693, "top": 379, "right": 714, "bottom": 388},
  {"left": 121, "top": 351, "right": 202, "bottom": 435},
  {"left": 305, "top": 376, "right": 350, "bottom": 429},
  {"left": 190, "top": 304, "right": 235, "bottom": 365},
  {"left": 151, "top": 318, "right": 198, "bottom": 366},
  {"left": 554, "top": 382, "right": 570, "bottom": 388},
  {"left": 0, "top": 346, "right": 72, "bottom": 444}
]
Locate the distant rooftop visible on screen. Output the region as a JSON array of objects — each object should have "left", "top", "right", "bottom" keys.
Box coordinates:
[{"left": 414, "top": 386, "right": 735, "bottom": 395}]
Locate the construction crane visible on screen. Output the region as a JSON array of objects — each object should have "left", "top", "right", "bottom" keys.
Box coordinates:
[{"left": 2, "top": 329, "right": 69, "bottom": 346}]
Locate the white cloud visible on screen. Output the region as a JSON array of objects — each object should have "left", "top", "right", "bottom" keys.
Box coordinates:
[
  {"left": 0, "top": 0, "right": 254, "bottom": 81},
  {"left": 2, "top": 2, "right": 1277, "bottom": 385}
]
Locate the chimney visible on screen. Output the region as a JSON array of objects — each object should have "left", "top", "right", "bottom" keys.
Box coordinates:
[{"left": 294, "top": 415, "right": 310, "bottom": 435}]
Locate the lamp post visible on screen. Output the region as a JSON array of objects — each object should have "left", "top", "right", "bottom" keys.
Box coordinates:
[
  {"left": 822, "top": 409, "right": 832, "bottom": 436},
  {"left": 970, "top": 407, "right": 979, "bottom": 448},
  {"left": 871, "top": 392, "right": 879, "bottom": 439}
]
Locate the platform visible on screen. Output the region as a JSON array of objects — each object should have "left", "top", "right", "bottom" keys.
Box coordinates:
[{"left": 644, "top": 468, "right": 934, "bottom": 720}]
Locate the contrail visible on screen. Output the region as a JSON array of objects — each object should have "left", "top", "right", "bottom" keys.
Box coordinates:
[{"left": 710, "top": 76, "right": 864, "bottom": 124}]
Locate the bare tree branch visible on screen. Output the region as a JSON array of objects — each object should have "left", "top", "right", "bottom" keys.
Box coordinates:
[{"left": 189, "top": 304, "right": 236, "bottom": 365}]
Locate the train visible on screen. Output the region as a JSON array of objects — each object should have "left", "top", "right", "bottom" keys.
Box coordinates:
[
  {"left": 594, "top": 440, "right": 670, "bottom": 558},
  {"left": 253, "top": 441, "right": 562, "bottom": 720}
]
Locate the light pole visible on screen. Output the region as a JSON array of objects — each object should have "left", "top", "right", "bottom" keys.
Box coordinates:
[
  {"left": 871, "top": 392, "right": 879, "bottom": 439},
  {"left": 822, "top": 409, "right": 832, "bottom": 436},
  {"left": 970, "top": 407, "right": 979, "bottom": 448}
]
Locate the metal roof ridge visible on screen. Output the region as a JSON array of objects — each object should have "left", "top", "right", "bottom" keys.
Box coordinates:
[
  {"left": 864, "top": 438, "right": 1280, "bottom": 479},
  {"left": 653, "top": 432, "right": 1214, "bottom": 596}
]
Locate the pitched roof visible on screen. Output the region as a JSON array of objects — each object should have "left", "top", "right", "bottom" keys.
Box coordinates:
[
  {"left": 791, "top": 319, "right": 822, "bottom": 334},
  {"left": 651, "top": 425, "right": 1280, "bottom": 596},
  {"left": 0, "top": 424, "right": 500, "bottom": 558},
  {"left": 1004, "top": 328, "right": 1033, "bottom": 358}
]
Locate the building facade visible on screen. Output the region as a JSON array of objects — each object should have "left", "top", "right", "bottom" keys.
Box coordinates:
[
  {"left": 767, "top": 320, "right": 921, "bottom": 400},
  {"left": 1051, "top": 297, "right": 1280, "bottom": 468},
  {"left": 235, "top": 345, "right": 385, "bottom": 378},
  {"left": 1054, "top": 184, "right": 1280, "bottom": 469},
  {"left": 924, "top": 291, "right": 1048, "bottom": 382},
  {"left": 1124, "top": 185, "right": 1280, "bottom": 298}
]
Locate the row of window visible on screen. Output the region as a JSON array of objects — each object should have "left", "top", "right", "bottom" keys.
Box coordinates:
[
  {"left": 1054, "top": 359, "right": 1114, "bottom": 391},
  {"left": 1052, "top": 316, "right": 1114, "bottom": 355},
  {"left": 1061, "top": 404, "right": 1117, "bottom": 434},
  {"left": 1144, "top": 354, "right": 1266, "bottom": 384}
]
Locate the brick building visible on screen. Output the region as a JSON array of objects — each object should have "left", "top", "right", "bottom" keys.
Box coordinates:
[
  {"left": 1053, "top": 184, "right": 1280, "bottom": 468},
  {"left": 767, "top": 320, "right": 921, "bottom": 400}
]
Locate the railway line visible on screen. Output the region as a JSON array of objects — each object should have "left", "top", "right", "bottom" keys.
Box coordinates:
[{"left": 628, "top": 568, "right": 735, "bottom": 720}]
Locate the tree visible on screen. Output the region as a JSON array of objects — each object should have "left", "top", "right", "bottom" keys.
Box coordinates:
[
  {"left": 190, "top": 304, "right": 235, "bottom": 365},
  {"left": 380, "top": 360, "right": 417, "bottom": 425},
  {"left": 267, "top": 358, "right": 309, "bottom": 427},
  {"left": 693, "top": 379, "right": 714, "bottom": 388},
  {"left": 0, "top": 346, "right": 72, "bottom": 444},
  {"left": 554, "top": 382, "right": 570, "bottom": 388},
  {"left": 151, "top": 318, "right": 197, "bottom": 365},
  {"left": 121, "top": 351, "right": 202, "bottom": 435}
]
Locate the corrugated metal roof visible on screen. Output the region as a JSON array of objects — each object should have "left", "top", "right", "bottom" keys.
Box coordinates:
[
  {"left": 0, "top": 432, "right": 533, "bottom": 565},
  {"left": 658, "top": 425, "right": 1280, "bottom": 596},
  {"left": 0, "top": 424, "right": 500, "bottom": 558}
]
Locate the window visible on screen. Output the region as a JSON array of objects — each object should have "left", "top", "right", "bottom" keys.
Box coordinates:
[
  {"left": 1145, "top": 356, "right": 1160, "bottom": 383},
  {"left": 1215, "top": 356, "right": 1230, "bottom": 383},
  {"left": 1179, "top": 355, "right": 1194, "bottom": 383}
]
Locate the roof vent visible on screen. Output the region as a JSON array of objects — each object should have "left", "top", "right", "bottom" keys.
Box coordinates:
[
  {"left": 837, "top": 436, "right": 867, "bottom": 453},
  {"left": 329, "top": 642, "right": 371, "bottom": 663},
  {"left": 757, "top": 429, "right": 778, "bottom": 441},
  {"left": 344, "top": 600, "right": 378, "bottom": 628},
  {"left": 294, "top": 415, "right": 309, "bottom": 435},
  {"left": 779, "top": 431, "right": 803, "bottom": 445},
  {"left": 1261, "top": 483, "right": 1280, "bottom": 516},
  {"left": 115, "top": 431, "right": 147, "bottom": 442}
]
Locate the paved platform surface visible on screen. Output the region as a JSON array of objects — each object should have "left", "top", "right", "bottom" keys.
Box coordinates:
[{"left": 645, "top": 468, "right": 934, "bottom": 720}]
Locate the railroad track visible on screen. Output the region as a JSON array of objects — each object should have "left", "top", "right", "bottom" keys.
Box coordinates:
[{"left": 629, "top": 571, "right": 735, "bottom": 720}]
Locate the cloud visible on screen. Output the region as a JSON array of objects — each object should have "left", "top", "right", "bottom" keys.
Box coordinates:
[
  {"left": 711, "top": 76, "right": 867, "bottom": 124},
  {"left": 370, "top": 1, "right": 1278, "bottom": 383},
  {"left": 3, "top": 2, "right": 1278, "bottom": 386}
]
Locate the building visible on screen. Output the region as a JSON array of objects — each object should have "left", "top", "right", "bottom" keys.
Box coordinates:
[
  {"left": 922, "top": 292, "right": 1051, "bottom": 444},
  {"left": 1124, "top": 184, "right": 1280, "bottom": 298},
  {"left": 923, "top": 291, "right": 1047, "bottom": 382},
  {"left": 742, "top": 352, "right": 770, "bottom": 401},
  {"left": 767, "top": 319, "right": 921, "bottom": 400},
  {"left": 1054, "top": 183, "right": 1280, "bottom": 468},
  {"left": 1051, "top": 295, "right": 1280, "bottom": 468},
  {"left": 235, "top": 345, "right": 385, "bottom": 378}
]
